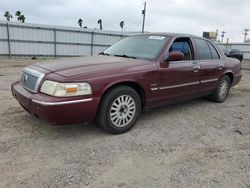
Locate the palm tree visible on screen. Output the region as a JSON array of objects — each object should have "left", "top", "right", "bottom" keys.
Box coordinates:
[
  {"left": 78, "top": 18, "right": 83, "bottom": 27},
  {"left": 4, "top": 11, "right": 13, "bottom": 21},
  {"left": 15, "top": 10, "right": 21, "bottom": 18},
  {"left": 15, "top": 11, "right": 25, "bottom": 23},
  {"left": 97, "top": 19, "right": 102, "bottom": 30},
  {"left": 19, "top": 15, "right": 25, "bottom": 23},
  {"left": 120, "top": 21, "right": 124, "bottom": 31}
]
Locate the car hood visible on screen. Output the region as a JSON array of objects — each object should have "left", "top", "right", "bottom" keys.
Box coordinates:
[{"left": 32, "top": 56, "right": 154, "bottom": 78}]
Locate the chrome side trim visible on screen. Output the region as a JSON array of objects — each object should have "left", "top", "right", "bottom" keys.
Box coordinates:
[
  {"left": 150, "top": 87, "right": 158, "bottom": 91},
  {"left": 200, "top": 78, "right": 218, "bottom": 84},
  {"left": 159, "top": 81, "right": 199, "bottom": 90},
  {"left": 32, "top": 98, "right": 93, "bottom": 106}
]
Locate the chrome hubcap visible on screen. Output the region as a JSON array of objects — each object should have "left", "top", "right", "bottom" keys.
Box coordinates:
[
  {"left": 219, "top": 79, "right": 229, "bottom": 98},
  {"left": 110, "top": 95, "right": 136, "bottom": 127}
]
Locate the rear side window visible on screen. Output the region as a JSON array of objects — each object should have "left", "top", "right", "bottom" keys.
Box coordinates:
[
  {"left": 194, "top": 38, "right": 211, "bottom": 60},
  {"left": 207, "top": 42, "right": 220, "bottom": 59}
]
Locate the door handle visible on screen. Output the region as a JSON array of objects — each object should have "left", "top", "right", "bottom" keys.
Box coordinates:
[{"left": 193, "top": 65, "right": 201, "bottom": 72}]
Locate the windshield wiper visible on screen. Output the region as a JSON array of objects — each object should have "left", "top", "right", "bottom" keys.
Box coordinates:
[
  {"left": 113, "top": 54, "right": 137, "bottom": 59},
  {"left": 99, "top": 52, "right": 110, "bottom": 56}
]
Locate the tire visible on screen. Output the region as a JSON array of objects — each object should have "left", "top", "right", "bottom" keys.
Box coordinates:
[
  {"left": 97, "top": 86, "right": 141, "bottom": 134},
  {"left": 210, "top": 75, "right": 231, "bottom": 102}
]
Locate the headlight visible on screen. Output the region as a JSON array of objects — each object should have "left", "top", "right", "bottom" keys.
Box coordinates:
[{"left": 40, "top": 80, "right": 92, "bottom": 97}]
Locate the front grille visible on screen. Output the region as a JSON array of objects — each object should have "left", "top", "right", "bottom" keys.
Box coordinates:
[{"left": 20, "top": 67, "right": 45, "bottom": 93}]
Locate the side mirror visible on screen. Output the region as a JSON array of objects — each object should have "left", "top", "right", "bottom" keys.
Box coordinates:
[{"left": 163, "top": 51, "right": 184, "bottom": 62}]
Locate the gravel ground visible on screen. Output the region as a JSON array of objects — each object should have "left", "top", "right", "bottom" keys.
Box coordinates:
[{"left": 0, "top": 59, "right": 250, "bottom": 188}]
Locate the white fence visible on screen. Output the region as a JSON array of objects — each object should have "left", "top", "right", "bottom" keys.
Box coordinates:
[
  {"left": 0, "top": 21, "right": 134, "bottom": 58},
  {"left": 217, "top": 43, "right": 250, "bottom": 59}
]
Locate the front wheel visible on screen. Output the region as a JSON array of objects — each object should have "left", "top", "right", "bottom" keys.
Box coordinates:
[
  {"left": 97, "top": 86, "right": 141, "bottom": 134},
  {"left": 210, "top": 75, "right": 231, "bottom": 102}
]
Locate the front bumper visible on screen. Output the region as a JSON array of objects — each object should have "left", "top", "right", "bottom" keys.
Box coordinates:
[{"left": 11, "top": 81, "right": 100, "bottom": 125}]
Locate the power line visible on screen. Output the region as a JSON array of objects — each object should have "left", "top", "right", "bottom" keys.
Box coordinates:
[{"left": 243, "top": 29, "right": 249, "bottom": 42}]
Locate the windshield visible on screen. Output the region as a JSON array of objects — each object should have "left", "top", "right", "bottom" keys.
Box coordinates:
[{"left": 103, "top": 35, "right": 167, "bottom": 60}]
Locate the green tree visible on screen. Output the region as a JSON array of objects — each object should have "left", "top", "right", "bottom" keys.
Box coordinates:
[
  {"left": 120, "top": 21, "right": 124, "bottom": 31},
  {"left": 97, "top": 19, "right": 102, "bottom": 30},
  {"left": 4, "top": 11, "right": 13, "bottom": 21},
  {"left": 15, "top": 10, "right": 21, "bottom": 17},
  {"left": 15, "top": 11, "right": 25, "bottom": 23},
  {"left": 19, "top": 15, "right": 25, "bottom": 23},
  {"left": 78, "top": 18, "right": 83, "bottom": 27}
]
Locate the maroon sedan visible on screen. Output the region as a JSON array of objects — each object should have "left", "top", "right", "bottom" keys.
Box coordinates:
[{"left": 11, "top": 33, "right": 242, "bottom": 134}]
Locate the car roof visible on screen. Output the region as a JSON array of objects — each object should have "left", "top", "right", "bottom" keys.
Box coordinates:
[{"left": 134, "top": 32, "right": 204, "bottom": 40}]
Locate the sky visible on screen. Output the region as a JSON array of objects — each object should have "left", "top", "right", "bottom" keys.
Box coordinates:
[{"left": 0, "top": 0, "right": 249, "bottom": 42}]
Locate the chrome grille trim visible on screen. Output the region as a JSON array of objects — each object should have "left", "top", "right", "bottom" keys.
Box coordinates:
[{"left": 20, "top": 67, "right": 45, "bottom": 93}]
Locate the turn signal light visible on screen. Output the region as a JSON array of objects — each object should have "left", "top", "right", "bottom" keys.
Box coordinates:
[{"left": 66, "top": 87, "right": 77, "bottom": 93}]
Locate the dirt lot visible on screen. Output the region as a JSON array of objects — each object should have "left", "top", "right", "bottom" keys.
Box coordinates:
[{"left": 0, "top": 59, "right": 250, "bottom": 188}]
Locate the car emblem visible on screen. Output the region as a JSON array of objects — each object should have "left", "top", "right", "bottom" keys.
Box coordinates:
[{"left": 23, "top": 74, "right": 28, "bottom": 83}]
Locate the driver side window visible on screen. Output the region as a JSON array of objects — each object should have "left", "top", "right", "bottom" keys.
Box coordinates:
[{"left": 169, "top": 38, "right": 194, "bottom": 61}]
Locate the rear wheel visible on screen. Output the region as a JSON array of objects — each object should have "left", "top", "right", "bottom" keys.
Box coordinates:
[
  {"left": 97, "top": 86, "right": 141, "bottom": 134},
  {"left": 210, "top": 75, "right": 231, "bottom": 102}
]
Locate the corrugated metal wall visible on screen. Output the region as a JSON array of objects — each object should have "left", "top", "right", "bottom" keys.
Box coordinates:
[
  {"left": 0, "top": 24, "right": 8, "bottom": 54},
  {"left": 217, "top": 43, "right": 250, "bottom": 59},
  {"left": 3, "top": 21, "right": 249, "bottom": 60},
  {"left": 0, "top": 21, "right": 134, "bottom": 58}
]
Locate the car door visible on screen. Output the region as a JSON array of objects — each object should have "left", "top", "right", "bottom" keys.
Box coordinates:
[
  {"left": 193, "top": 38, "right": 225, "bottom": 95},
  {"left": 157, "top": 37, "right": 200, "bottom": 102}
]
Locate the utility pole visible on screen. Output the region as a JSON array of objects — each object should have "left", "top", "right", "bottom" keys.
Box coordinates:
[
  {"left": 142, "top": 2, "right": 146, "bottom": 33},
  {"left": 221, "top": 31, "right": 226, "bottom": 43},
  {"left": 243, "top": 29, "right": 249, "bottom": 42},
  {"left": 226, "top": 38, "right": 229, "bottom": 48}
]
